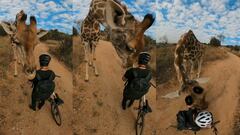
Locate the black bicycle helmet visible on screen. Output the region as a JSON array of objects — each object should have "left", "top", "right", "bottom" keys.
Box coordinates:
[
  {"left": 193, "top": 86, "right": 204, "bottom": 94},
  {"left": 138, "top": 52, "right": 151, "bottom": 65},
  {"left": 39, "top": 54, "right": 51, "bottom": 66},
  {"left": 185, "top": 95, "right": 193, "bottom": 106}
]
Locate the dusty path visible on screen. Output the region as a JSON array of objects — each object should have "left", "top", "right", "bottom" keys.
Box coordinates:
[
  {"left": 156, "top": 52, "right": 240, "bottom": 135},
  {"left": 0, "top": 42, "right": 73, "bottom": 135},
  {"left": 73, "top": 40, "right": 156, "bottom": 135}
]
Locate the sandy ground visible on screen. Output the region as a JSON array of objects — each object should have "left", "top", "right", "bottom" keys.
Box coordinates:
[
  {"left": 73, "top": 39, "right": 156, "bottom": 135},
  {"left": 0, "top": 42, "right": 73, "bottom": 135},
  {"left": 156, "top": 52, "right": 240, "bottom": 135}
]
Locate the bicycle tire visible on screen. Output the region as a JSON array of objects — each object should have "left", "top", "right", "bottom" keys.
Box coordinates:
[
  {"left": 51, "top": 102, "right": 62, "bottom": 126},
  {"left": 135, "top": 111, "right": 145, "bottom": 135}
]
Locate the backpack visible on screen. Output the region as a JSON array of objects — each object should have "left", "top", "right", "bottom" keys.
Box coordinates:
[
  {"left": 177, "top": 110, "right": 200, "bottom": 132},
  {"left": 35, "top": 72, "right": 55, "bottom": 101},
  {"left": 177, "top": 111, "right": 188, "bottom": 130},
  {"left": 125, "top": 70, "right": 151, "bottom": 100}
]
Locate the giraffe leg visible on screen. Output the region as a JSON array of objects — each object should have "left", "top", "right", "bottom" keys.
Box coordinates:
[
  {"left": 197, "top": 58, "right": 203, "bottom": 78},
  {"left": 84, "top": 42, "right": 89, "bottom": 81},
  {"left": 174, "top": 59, "right": 184, "bottom": 93},
  {"left": 12, "top": 44, "right": 18, "bottom": 77},
  {"left": 88, "top": 43, "right": 93, "bottom": 67},
  {"left": 189, "top": 61, "right": 194, "bottom": 80},
  {"left": 92, "top": 42, "right": 99, "bottom": 76}
]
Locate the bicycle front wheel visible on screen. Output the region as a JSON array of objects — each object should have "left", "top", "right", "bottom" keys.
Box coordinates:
[
  {"left": 135, "top": 112, "right": 144, "bottom": 135},
  {"left": 51, "top": 102, "right": 62, "bottom": 126}
]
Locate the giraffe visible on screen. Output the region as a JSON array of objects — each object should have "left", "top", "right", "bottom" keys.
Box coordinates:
[
  {"left": 174, "top": 30, "right": 205, "bottom": 93},
  {"left": 115, "top": 12, "right": 155, "bottom": 68},
  {"left": 81, "top": 0, "right": 127, "bottom": 81},
  {"left": 0, "top": 10, "right": 48, "bottom": 77}
]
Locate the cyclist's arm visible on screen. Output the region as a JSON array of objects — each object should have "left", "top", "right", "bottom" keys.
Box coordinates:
[
  {"left": 122, "top": 76, "right": 127, "bottom": 81},
  {"left": 122, "top": 68, "right": 132, "bottom": 81}
]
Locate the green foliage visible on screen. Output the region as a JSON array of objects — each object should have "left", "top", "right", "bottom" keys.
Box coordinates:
[
  {"left": 47, "top": 30, "right": 72, "bottom": 69},
  {"left": 0, "top": 25, "right": 7, "bottom": 36},
  {"left": 144, "top": 35, "right": 156, "bottom": 50},
  {"left": 73, "top": 27, "right": 79, "bottom": 36},
  {"left": 209, "top": 37, "right": 221, "bottom": 47},
  {"left": 40, "top": 29, "right": 70, "bottom": 41}
]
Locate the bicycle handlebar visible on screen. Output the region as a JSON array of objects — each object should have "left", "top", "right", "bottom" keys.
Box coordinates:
[
  {"left": 150, "top": 82, "right": 156, "bottom": 88},
  {"left": 55, "top": 75, "right": 61, "bottom": 78}
]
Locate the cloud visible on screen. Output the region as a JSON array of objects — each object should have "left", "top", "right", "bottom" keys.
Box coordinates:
[
  {"left": 157, "top": 0, "right": 240, "bottom": 45},
  {"left": 0, "top": 0, "right": 72, "bottom": 34}
]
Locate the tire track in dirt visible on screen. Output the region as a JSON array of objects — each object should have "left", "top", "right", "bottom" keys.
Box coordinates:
[
  {"left": 0, "top": 42, "right": 73, "bottom": 135},
  {"left": 156, "top": 52, "right": 240, "bottom": 135}
]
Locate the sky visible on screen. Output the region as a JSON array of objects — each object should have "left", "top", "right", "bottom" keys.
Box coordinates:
[
  {"left": 0, "top": 0, "right": 73, "bottom": 34},
  {"left": 0, "top": 0, "right": 239, "bottom": 45},
  {"left": 156, "top": 0, "right": 240, "bottom": 45}
]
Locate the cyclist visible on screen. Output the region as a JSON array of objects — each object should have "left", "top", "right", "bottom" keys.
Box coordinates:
[
  {"left": 121, "top": 52, "right": 152, "bottom": 110},
  {"left": 29, "top": 54, "right": 56, "bottom": 111}
]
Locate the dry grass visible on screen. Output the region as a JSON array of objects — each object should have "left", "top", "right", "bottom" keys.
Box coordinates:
[
  {"left": 149, "top": 47, "right": 156, "bottom": 78},
  {"left": 72, "top": 36, "right": 84, "bottom": 72},
  {"left": 0, "top": 36, "right": 12, "bottom": 79},
  {"left": 49, "top": 36, "right": 73, "bottom": 69},
  {"left": 156, "top": 44, "right": 229, "bottom": 85},
  {"left": 203, "top": 46, "right": 228, "bottom": 63},
  {"left": 156, "top": 44, "right": 176, "bottom": 84}
]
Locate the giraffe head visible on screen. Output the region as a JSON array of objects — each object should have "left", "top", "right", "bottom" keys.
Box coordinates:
[
  {"left": 119, "top": 13, "right": 155, "bottom": 56},
  {"left": 89, "top": 0, "right": 126, "bottom": 29},
  {"left": 15, "top": 13, "right": 38, "bottom": 75},
  {"left": 109, "top": 12, "right": 155, "bottom": 67}
]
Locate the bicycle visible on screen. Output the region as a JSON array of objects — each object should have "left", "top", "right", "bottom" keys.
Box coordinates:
[
  {"left": 135, "top": 95, "right": 152, "bottom": 135},
  {"left": 48, "top": 92, "right": 63, "bottom": 126}
]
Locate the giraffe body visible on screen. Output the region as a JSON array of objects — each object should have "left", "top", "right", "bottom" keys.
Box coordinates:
[
  {"left": 174, "top": 30, "right": 205, "bottom": 93},
  {"left": 80, "top": 0, "right": 126, "bottom": 81}
]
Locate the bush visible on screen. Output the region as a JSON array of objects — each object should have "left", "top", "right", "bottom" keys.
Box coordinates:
[
  {"left": 209, "top": 37, "right": 221, "bottom": 47},
  {"left": 73, "top": 27, "right": 79, "bottom": 36},
  {"left": 49, "top": 34, "right": 73, "bottom": 69}
]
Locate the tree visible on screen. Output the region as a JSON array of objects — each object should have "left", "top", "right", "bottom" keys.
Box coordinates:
[
  {"left": 209, "top": 37, "right": 221, "bottom": 47},
  {"left": 73, "top": 27, "right": 79, "bottom": 36},
  {"left": 159, "top": 35, "right": 168, "bottom": 44}
]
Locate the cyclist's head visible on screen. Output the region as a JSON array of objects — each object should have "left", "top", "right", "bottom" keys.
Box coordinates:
[
  {"left": 138, "top": 52, "right": 151, "bottom": 65},
  {"left": 185, "top": 95, "right": 193, "bottom": 106},
  {"left": 193, "top": 86, "right": 204, "bottom": 94},
  {"left": 195, "top": 111, "right": 213, "bottom": 128},
  {"left": 39, "top": 54, "right": 51, "bottom": 67}
]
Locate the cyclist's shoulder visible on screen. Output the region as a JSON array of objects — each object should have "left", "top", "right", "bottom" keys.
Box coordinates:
[{"left": 36, "top": 69, "right": 55, "bottom": 78}]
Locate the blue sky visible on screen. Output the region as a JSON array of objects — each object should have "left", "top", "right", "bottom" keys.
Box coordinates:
[
  {"left": 0, "top": 0, "right": 239, "bottom": 45},
  {"left": 156, "top": 0, "right": 240, "bottom": 45},
  {"left": 0, "top": 0, "right": 72, "bottom": 34}
]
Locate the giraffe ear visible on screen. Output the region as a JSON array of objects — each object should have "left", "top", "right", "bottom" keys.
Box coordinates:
[
  {"left": 0, "top": 21, "right": 15, "bottom": 35},
  {"left": 37, "top": 29, "right": 48, "bottom": 39},
  {"left": 105, "top": 0, "right": 126, "bottom": 29}
]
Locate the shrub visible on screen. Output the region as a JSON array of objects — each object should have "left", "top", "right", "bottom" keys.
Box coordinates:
[{"left": 209, "top": 37, "right": 221, "bottom": 47}]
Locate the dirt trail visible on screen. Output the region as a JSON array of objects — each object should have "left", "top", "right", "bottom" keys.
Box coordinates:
[
  {"left": 73, "top": 40, "right": 156, "bottom": 135},
  {"left": 0, "top": 42, "right": 73, "bottom": 135},
  {"left": 157, "top": 52, "right": 240, "bottom": 135}
]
